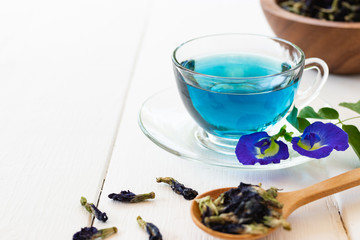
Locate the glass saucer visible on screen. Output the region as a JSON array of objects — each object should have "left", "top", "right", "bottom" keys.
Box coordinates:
[{"left": 138, "top": 87, "right": 326, "bottom": 170}]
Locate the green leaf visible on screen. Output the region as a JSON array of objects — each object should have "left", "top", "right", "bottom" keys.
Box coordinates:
[
  {"left": 298, "top": 117, "right": 311, "bottom": 133},
  {"left": 339, "top": 101, "right": 360, "bottom": 114},
  {"left": 342, "top": 124, "right": 360, "bottom": 159},
  {"left": 285, "top": 107, "right": 311, "bottom": 133},
  {"left": 318, "top": 107, "right": 339, "bottom": 119},
  {"left": 286, "top": 107, "right": 299, "bottom": 129},
  {"left": 284, "top": 132, "right": 293, "bottom": 142},
  {"left": 298, "top": 106, "right": 324, "bottom": 119}
]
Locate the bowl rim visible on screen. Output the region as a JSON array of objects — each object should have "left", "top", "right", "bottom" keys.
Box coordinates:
[{"left": 261, "top": 0, "right": 360, "bottom": 29}]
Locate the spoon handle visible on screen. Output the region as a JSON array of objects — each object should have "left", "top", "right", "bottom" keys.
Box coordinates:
[{"left": 284, "top": 168, "right": 360, "bottom": 216}]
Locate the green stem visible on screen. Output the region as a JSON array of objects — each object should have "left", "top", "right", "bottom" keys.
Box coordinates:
[
  {"left": 320, "top": 0, "right": 339, "bottom": 13},
  {"left": 156, "top": 177, "right": 174, "bottom": 185},
  {"left": 80, "top": 196, "right": 93, "bottom": 214},
  {"left": 137, "top": 216, "right": 147, "bottom": 229},
  {"left": 94, "top": 227, "right": 117, "bottom": 239},
  {"left": 335, "top": 116, "right": 360, "bottom": 125},
  {"left": 342, "top": 116, "right": 360, "bottom": 123},
  {"left": 272, "top": 125, "right": 287, "bottom": 140},
  {"left": 131, "top": 192, "right": 155, "bottom": 203}
]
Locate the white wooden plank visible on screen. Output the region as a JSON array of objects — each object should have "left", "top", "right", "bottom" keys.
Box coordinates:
[
  {"left": 0, "top": 0, "right": 149, "bottom": 239},
  {"left": 319, "top": 75, "right": 360, "bottom": 240},
  {"left": 97, "top": 0, "right": 349, "bottom": 239}
]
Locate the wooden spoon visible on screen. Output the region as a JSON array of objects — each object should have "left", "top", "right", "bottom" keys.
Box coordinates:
[{"left": 190, "top": 168, "right": 360, "bottom": 240}]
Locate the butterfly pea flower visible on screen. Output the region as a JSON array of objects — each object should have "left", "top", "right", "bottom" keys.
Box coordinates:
[
  {"left": 291, "top": 122, "right": 349, "bottom": 159},
  {"left": 80, "top": 197, "right": 108, "bottom": 222},
  {"left": 137, "top": 216, "right": 163, "bottom": 240},
  {"left": 108, "top": 190, "right": 155, "bottom": 203},
  {"left": 73, "top": 226, "right": 117, "bottom": 240},
  {"left": 156, "top": 177, "right": 198, "bottom": 200},
  {"left": 235, "top": 132, "right": 289, "bottom": 165}
]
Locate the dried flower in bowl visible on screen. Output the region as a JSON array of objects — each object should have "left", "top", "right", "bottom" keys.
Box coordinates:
[
  {"left": 279, "top": 0, "right": 360, "bottom": 22},
  {"left": 196, "top": 182, "right": 290, "bottom": 235}
]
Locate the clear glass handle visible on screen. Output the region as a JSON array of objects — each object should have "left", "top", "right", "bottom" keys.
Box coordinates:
[{"left": 295, "top": 58, "right": 329, "bottom": 109}]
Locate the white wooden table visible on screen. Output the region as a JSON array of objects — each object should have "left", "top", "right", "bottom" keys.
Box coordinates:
[{"left": 1, "top": 0, "right": 360, "bottom": 239}]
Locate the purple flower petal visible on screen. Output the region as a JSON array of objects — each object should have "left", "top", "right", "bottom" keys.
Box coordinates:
[
  {"left": 301, "top": 132, "right": 321, "bottom": 149},
  {"left": 235, "top": 132, "right": 289, "bottom": 165},
  {"left": 292, "top": 137, "right": 334, "bottom": 159},
  {"left": 255, "top": 138, "right": 271, "bottom": 154},
  {"left": 291, "top": 122, "right": 349, "bottom": 159}
]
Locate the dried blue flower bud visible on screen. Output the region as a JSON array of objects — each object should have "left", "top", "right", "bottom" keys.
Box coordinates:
[
  {"left": 156, "top": 177, "right": 198, "bottom": 200},
  {"left": 73, "top": 226, "right": 117, "bottom": 240},
  {"left": 90, "top": 204, "right": 108, "bottom": 222},
  {"left": 80, "top": 197, "right": 108, "bottom": 222},
  {"left": 137, "top": 216, "right": 163, "bottom": 240},
  {"left": 108, "top": 190, "right": 155, "bottom": 203}
]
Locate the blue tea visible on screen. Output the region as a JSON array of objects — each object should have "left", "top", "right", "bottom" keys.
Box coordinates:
[{"left": 174, "top": 54, "right": 300, "bottom": 138}]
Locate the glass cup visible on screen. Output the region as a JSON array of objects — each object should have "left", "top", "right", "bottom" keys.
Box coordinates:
[{"left": 172, "top": 34, "right": 328, "bottom": 154}]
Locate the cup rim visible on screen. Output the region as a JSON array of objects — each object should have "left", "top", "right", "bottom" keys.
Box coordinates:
[{"left": 171, "top": 33, "right": 305, "bottom": 81}]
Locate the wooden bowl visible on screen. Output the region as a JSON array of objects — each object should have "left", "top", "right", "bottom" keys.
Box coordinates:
[{"left": 260, "top": 0, "right": 360, "bottom": 75}]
